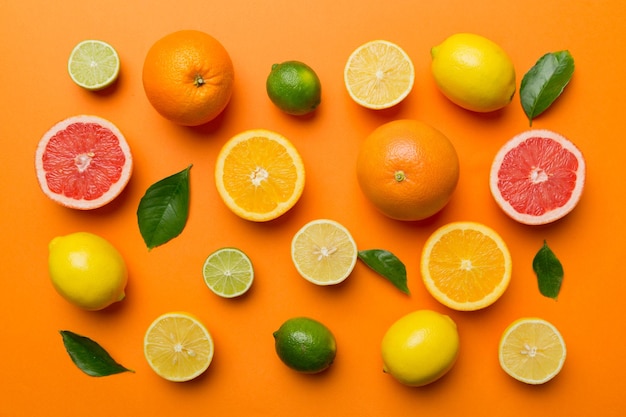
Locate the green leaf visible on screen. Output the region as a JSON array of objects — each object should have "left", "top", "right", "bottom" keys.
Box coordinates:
[
  {"left": 358, "top": 249, "right": 409, "bottom": 294},
  {"left": 137, "top": 165, "right": 192, "bottom": 249},
  {"left": 532, "top": 241, "right": 564, "bottom": 300},
  {"left": 520, "top": 50, "right": 575, "bottom": 125},
  {"left": 60, "top": 330, "right": 133, "bottom": 377}
]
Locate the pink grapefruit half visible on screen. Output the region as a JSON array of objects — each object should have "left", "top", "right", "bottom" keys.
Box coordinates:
[
  {"left": 489, "top": 129, "right": 585, "bottom": 225},
  {"left": 35, "top": 115, "right": 133, "bottom": 210}
]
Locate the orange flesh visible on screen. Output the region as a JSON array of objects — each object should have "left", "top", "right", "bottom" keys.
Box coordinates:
[
  {"left": 222, "top": 136, "right": 299, "bottom": 214},
  {"left": 428, "top": 228, "right": 506, "bottom": 303}
]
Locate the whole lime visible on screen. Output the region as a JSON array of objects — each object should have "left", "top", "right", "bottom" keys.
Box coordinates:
[
  {"left": 381, "top": 310, "right": 459, "bottom": 386},
  {"left": 266, "top": 61, "right": 321, "bottom": 115},
  {"left": 48, "top": 232, "right": 128, "bottom": 310},
  {"left": 431, "top": 33, "right": 516, "bottom": 112},
  {"left": 273, "top": 317, "right": 336, "bottom": 373}
]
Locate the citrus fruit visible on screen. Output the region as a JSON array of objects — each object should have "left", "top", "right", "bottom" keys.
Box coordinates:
[
  {"left": 266, "top": 61, "right": 321, "bottom": 115},
  {"left": 381, "top": 310, "right": 459, "bottom": 387},
  {"left": 499, "top": 318, "right": 566, "bottom": 384},
  {"left": 35, "top": 115, "right": 132, "bottom": 210},
  {"left": 67, "top": 40, "right": 120, "bottom": 91},
  {"left": 142, "top": 30, "right": 234, "bottom": 126},
  {"left": 291, "top": 219, "right": 358, "bottom": 286},
  {"left": 48, "top": 232, "right": 127, "bottom": 310},
  {"left": 344, "top": 39, "right": 415, "bottom": 109},
  {"left": 273, "top": 317, "right": 337, "bottom": 373},
  {"left": 202, "top": 247, "right": 254, "bottom": 298},
  {"left": 144, "top": 312, "right": 214, "bottom": 382},
  {"left": 421, "top": 221, "right": 512, "bottom": 311},
  {"left": 431, "top": 33, "right": 516, "bottom": 112},
  {"left": 215, "top": 129, "right": 305, "bottom": 222},
  {"left": 490, "top": 129, "right": 586, "bottom": 225},
  {"left": 356, "top": 119, "right": 459, "bottom": 221}
]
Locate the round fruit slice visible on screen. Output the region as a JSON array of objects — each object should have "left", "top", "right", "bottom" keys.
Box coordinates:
[
  {"left": 490, "top": 129, "right": 586, "bottom": 225},
  {"left": 499, "top": 317, "right": 566, "bottom": 384},
  {"left": 344, "top": 39, "right": 415, "bottom": 109},
  {"left": 215, "top": 129, "right": 305, "bottom": 222},
  {"left": 144, "top": 312, "right": 214, "bottom": 382},
  {"left": 68, "top": 40, "right": 120, "bottom": 90},
  {"left": 35, "top": 115, "right": 133, "bottom": 210},
  {"left": 421, "top": 221, "right": 512, "bottom": 311},
  {"left": 202, "top": 247, "right": 254, "bottom": 298},
  {"left": 291, "top": 219, "right": 358, "bottom": 286}
]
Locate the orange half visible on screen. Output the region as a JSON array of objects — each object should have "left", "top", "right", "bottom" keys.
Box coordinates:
[
  {"left": 420, "top": 221, "right": 512, "bottom": 311},
  {"left": 215, "top": 129, "right": 305, "bottom": 222}
]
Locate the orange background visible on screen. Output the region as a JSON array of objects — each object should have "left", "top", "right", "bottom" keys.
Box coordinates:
[{"left": 2, "top": 1, "right": 625, "bottom": 415}]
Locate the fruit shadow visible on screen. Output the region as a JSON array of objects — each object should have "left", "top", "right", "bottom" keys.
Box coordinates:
[
  {"left": 82, "top": 73, "right": 122, "bottom": 98},
  {"left": 182, "top": 101, "right": 232, "bottom": 138}
]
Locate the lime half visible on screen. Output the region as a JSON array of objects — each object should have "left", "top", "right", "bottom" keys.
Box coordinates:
[
  {"left": 68, "top": 40, "right": 120, "bottom": 90},
  {"left": 202, "top": 247, "right": 254, "bottom": 298}
]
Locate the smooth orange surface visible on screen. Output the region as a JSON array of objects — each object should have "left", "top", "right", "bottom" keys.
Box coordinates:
[{"left": 2, "top": 1, "right": 625, "bottom": 415}]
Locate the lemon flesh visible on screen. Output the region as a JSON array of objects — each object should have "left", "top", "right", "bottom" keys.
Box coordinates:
[
  {"left": 499, "top": 318, "right": 566, "bottom": 384},
  {"left": 431, "top": 33, "right": 516, "bottom": 112},
  {"left": 381, "top": 310, "right": 459, "bottom": 386},
  {"left": 144, "top": 312, "right": 214, "bottom": 382},
  {"left": 48, "top": 232, "right": 127, "bottom": 310},
  {"left": 291, "top": 219, "right": 358, "bottom": 285},
  {"left": 344, "top": 40, "right": 415, "bottom": 109}
]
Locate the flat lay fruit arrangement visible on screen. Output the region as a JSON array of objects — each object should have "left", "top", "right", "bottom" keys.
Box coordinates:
[
  {"left": 4, "top": 1, "right": 625, "bottom": 416},
  {"left": 37, "top": 26, "right": 580, "bottom": 384}
]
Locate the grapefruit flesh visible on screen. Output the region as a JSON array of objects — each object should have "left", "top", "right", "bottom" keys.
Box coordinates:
[
  {"left": 35, "top": 115, "right": 133, "bottom": 210},
  {"left": 490, "top": 129, "right": 585, "bottom": 225}
]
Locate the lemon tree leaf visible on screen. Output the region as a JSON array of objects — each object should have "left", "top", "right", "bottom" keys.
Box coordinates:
[
  {"left": 532, "top": 241, "right": 564, "bottom": 300},
  {"left": 520, "top": 51, "right": 575, "bottom": 125},
  {"left": 137, "top": 165, "right": 192, "bottom": 250},
  {"left": 60, "top": 330, "right": 133, "bottom": 377},
  {"left": 358, "top": 249, "right": 409, "bottom": 294}
]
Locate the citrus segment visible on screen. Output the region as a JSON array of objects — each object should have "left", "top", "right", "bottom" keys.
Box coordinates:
[
  {"left": 291, "top": 219, "right": 358, "bottom": 285},
  {"left": 68, "top": 40, "right": 120, "bottom": 90},
  {"left": 35, "top": 115, "right": 133, "bottom": 210},
  {"left": 499, "top": 318, "right": 566, "bottom": 384},
  {"left": 215, "top": 129, "right": 305, "bottom": 222},
  {"left": 344, "top": 40, "right": 415, "bottom": 109},
  {"left": 356, "top": 119, "right": 459, "bottom": 221},
  {"left": 202, "top": 247, "right": 254, "bottom": 298},
  {"left": 142, "top": 30, "right": 234, "bottom": 126},
  {"left": 143, "top": 312, "right": 214, "bottom": 382},
  {"left": 490, "top": 129, "right": 586, "bottom": 225},
  {"left": 421, "top": 222, "right": 512, "bottom": 311}
]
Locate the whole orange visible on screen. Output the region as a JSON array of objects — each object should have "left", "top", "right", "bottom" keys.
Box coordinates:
[
  {"left": 142, "top": 30, "right": 234, "bottom": 126},
  {"left": 356, "top": 120, "right": 459, "bottom": 221}
]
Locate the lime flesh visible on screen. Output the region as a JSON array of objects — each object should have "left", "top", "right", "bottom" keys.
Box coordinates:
[{"left": 68, "top": 40, "right": 120, "bottom": 90}]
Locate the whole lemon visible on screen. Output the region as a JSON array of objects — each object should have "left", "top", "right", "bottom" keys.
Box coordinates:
[
  {"left": 48, "top": 232, "right": 128, "bottom": 310},
  {"left": 431, "top": 33, "right": 516, "bottom": 112},
  {"left": 381, "top": 310, "right": 459, "bottom": 386}
]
